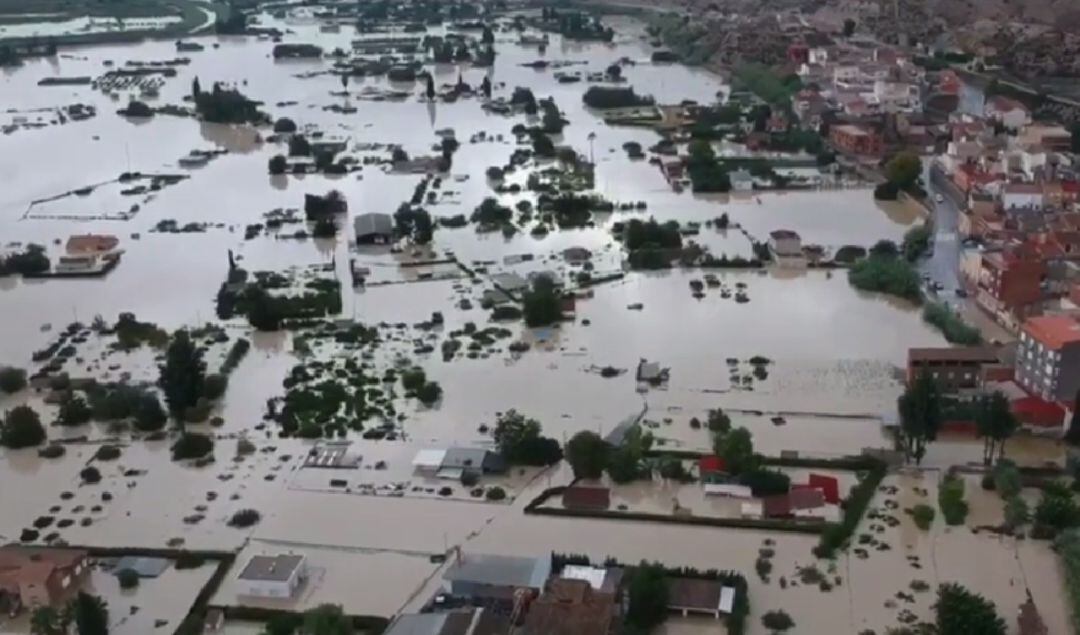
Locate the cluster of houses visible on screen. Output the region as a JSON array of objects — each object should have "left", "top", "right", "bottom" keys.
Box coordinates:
[{"left": 383, "top": 550, "right": 739, "bottom": 635}]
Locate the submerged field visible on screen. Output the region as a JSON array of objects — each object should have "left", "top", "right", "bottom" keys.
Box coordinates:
[{"left": 0, "top": 9, "right": 1065, "bottom": 635}]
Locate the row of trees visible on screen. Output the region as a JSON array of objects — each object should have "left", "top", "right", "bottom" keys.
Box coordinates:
[
  {"left": 492, "top": 410, "right": 562, "bottom": 466},
  {"left": 565, "top": 424, "right": 655, "bottom": 484},
  {"left": 30, "top": 591, "right": 108, "bottom": 635},
  {"left": 897, "top": 373, "right": 1017, "bottom": 465}
]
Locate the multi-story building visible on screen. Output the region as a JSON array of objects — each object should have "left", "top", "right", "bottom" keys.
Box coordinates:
[
  {"left": 1016, "top": 315, "right": 1080, "bottom": 402},
  {"left": 829, "top": 124, "right": 883, "bottom": 157},
  {"left": 906, "top": 347, "right": 1002, "bottom": 392},
  {"left": 976, "top": 246, "right": 1048, "bottom": 329},
  {"left": 0, "top": 546, "right": 89, "bottom": 614}
]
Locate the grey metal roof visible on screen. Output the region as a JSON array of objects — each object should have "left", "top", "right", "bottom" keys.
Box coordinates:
[
  {"left": 443, "top": 553, "right": 549, "bottom": 589},
  {"left": 354, "top": 212, "right": 394, "bottom": 238},
  {"left": 114, "top": 556, "right": 170, "bottom": 578},
  {"left": 238, "top": 554, "right": 304, "bottom": 582},
  {"left": 442, "top": 448, "right": 505, "bottom": 472},
  {"left": 491, "top": 272, "right": 528, "bottom": 292}
]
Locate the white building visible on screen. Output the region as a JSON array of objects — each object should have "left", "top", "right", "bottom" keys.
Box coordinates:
[
  {"left": 985, "top": 96, "right": 1031, "bottom": 131},
  {"left": 768, "top": 229, "right": 802, "bottom": 257},
  {"left": 236, "top": 554, "right": 307, "bottom": 599},
  {"left": 729, "top": 169, "right": 754, "bottom": 192},
  {"left": 1002, "top": 183, "right": 1045, "bottom": 211}
]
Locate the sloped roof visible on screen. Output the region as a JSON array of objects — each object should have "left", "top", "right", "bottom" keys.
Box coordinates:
[{"left": 354, "top": 212, "right": 393, "bottom": 237}]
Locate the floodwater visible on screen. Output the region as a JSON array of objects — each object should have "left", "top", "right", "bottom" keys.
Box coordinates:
[{"left": 0, "top": 10, "right": 1057, "bottom": 635}]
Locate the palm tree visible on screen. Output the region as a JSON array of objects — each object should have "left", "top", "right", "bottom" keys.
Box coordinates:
[{"left": 587, "top": 131, "right": 597, "bottom": 165}]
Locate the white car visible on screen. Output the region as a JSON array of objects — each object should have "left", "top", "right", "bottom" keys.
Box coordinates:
[{"left": 935, "top": 194, "right": 944, "bottom": 203}]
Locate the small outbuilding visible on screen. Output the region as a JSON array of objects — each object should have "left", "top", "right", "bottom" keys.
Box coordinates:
[
  {"left": 236, "top": 554, "right": 307, "bottom": 599},
  {"left": 354, "top": 212, "right": 394, "bottom": 244}
]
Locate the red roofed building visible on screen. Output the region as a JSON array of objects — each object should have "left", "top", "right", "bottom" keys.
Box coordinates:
[
  {"left": 698, "top": 455, "right": 726, "bottom": 475},
  {"left": 808, "top": 473, "right": 840, "bottom": 504},
  {"left": 562, "top": 486, "right": 611, "bottom": 512},
  {"left": 1016, "top": 315, "right": 1080, "bottom": 402},
  {"left": 975, "top": 245, "right": 1047, "bottom": 327},
  {"left": 1011, "top": 394, "right": 1066, "bottom": 430},
  {"left": 830, "top": 124, "right": 883, "bottom": 157}
]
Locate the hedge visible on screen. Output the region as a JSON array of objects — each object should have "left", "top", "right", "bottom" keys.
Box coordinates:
[
  {"left": 529, "top": 505, "right": 827, "bottom": 534},
  {"left": 219, "top": 606, "right": 389, "bottom": 632},
  {"left": 814, "top": 459, "right": 888, "bottom": 558}
]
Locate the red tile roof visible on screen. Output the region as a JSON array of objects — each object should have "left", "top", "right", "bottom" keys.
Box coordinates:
[
  {"left": 698, "top": 456, "right": 726, "bottom": 473},
  {"left": 1023, "top": 316, "right": 1080, "bottom": 350}
]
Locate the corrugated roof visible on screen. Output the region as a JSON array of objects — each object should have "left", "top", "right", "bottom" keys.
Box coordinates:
[
  {"left": 238, "top": 554, "right": 304, "bottom": 582},
  {"left": 354, "top": 212, "right": 393, "bottom": 238},
  {"left": 444, "top": 553, "right": 550, "bottom": 590}
]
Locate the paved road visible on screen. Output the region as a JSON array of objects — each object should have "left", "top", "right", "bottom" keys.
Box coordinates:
[{"left": 920, "top": 171, "right": 964, "bottom": 309}]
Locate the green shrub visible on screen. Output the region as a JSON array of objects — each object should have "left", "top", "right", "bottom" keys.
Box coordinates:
[
  {"left": 171, "top": 433, "right": 214, "bottom": 461},
  {"left": 761, "top": 609, "right": 795, "bottom": 632},
  {"left": 486, "top": 486, "right": 507, "bottom": 501},
  {"left": 993, "top": 461, "right": 1022, "bottom": 499},
  {"left": 1004, "top": 496, "right": 1029, "bottom": 531},
  {"left": 58, "top": 394, "right": 92, "bottom": 426},
  {"left": 923, "top": 302, "right": 981, "bottom": 345},
  {"left": 814, "top": 460, "right": 887, "bottom": 558},
  {"left": 94, "top": 445, "right": 122, "bottom": 461},
  {"left": 739, "top": 468, "right": 791, "bottom": 497},
  {"left": 912, "top": 503, "right": 935, "bottom": 530},
  {"left": 117, "top": 568, "right": 140, "bottom": 589},
  {"left": 1055, "top": 529, "right": 1080, "bottom": 634},
  {"left": 227, "top": 508, "right": 261, "bottom": 528},
  {"left": 37, "top": 444, "right": 65, "bottom": 459},
  {"left": 416, "top": 381, "right": 442, "bottom": 406},
  {"left": 938, "top": 474, "right": 969, "bottom": 526},
  {"left": 80, "top": 466, "right": 102, "bottom": 484},
  {"left": 0, "top": 367, "right": 27, "bottom": 393},
  {"left": 203, "top": 374, "right": 229, "bottom": 400},
  {"left": 848, "top": 255, "right": 922, "bottom": 303},
  {"left": 461, "top": 471, "right": 479, "bottom": 487},
  {"left": 401, "top": 368, "right": 426, "bottom": 392},
  {"left": 1035, "top": 486, "right": 1080, "bottom": 532},
  {"left": 1, "top": 405, "right": 46, "bottom": 449}
]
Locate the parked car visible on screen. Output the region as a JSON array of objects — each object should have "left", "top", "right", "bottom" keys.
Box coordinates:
[
  {"left": 955, "top": 288, "right": 968, "bottom": 298},
  {"left": 935, "top": 193, "right": 945, "bottom": 203}
]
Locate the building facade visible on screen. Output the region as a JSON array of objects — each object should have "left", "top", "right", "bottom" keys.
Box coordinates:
[{"left": 1016, "top": 316, "right": 1080, "bottom": 402}]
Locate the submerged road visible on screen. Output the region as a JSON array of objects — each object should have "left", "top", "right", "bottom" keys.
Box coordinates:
[{"left": 920, "top": 164, "right": 964, "bottom": 310}]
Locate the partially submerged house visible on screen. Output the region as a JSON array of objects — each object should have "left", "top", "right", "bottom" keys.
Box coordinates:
[
  {"left": 354, "top": 212, "right": 394, "bottom": 244},
  {"left": 236, "top": 553, "right": 307, "bottom": 599},
  {"left": 666, "top": 578, "right": 736, "bottom": 620},
  {"left": 442, "top": 552, "right": 552, "bottom": 601},
  {"left": 412, "top": 447, "right": 506, "bottom": 480},
  {"left": 0, "top": 546, "right": 90, "bottom": 613}
]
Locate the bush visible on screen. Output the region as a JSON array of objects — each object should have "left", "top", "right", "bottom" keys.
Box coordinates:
[
  {"left": 1004, "top": 496, "right": 1029, "bottom": 530},
  {"left": 268, "top": 154, "right": 287, "bottom": 175},
  {"left": 227, "top": 508, "right": 261, "bottom": 528},
  {"left": 171, "top": 432, "right": 214, "bottom": 461},
  {"left": 401, "top": 368, "right": 426, "bottom": 392},
  {"left": 0, "top": 367, "right": 27, "bottom": 393},
  {"left": 486, "top": 486, "right": 507, "bottom": 501},
  {"left": 133, "top": 393, "right": 167, "bottom": 432},
  {"left": 993, "top": 461, "right": 1022, "bottom": 499},
  {"left": 938, "top": 474, "right": 969, "bottom": 526},
  {"left": 273, "top": 117, "right": 297, "bottom": 133},
  {"left": 1, "top": 405, "right": 46, "bottom": 449},
  {"left": 438, "top": 486, "right": 453, "bottom": 497},
  {"left": 1035, "top": 486, "right": 1080, "bottom": 532},
  {"left": 1056, "top": 529, "right": 1080, "bottom": 634},
  {"left": 203, "top": 374, "right": 228, "bottom": 400},
  {"left": 94, "top": 445, "right": 122, "bottom": 462},
  {"left": 58, "top": 394, "right": 92, "bottom": 426},
  {"left": 923, "top": 302, "right": 981, "bottom": 345},
  {"left": 762, "top": 609, "right": 795, "bottom": 632},
  {"left": 175, "top": 553, "right": 206, "bottom": 569},
  {"left": 912, "top": 503, "right": 935, "bottom": 530},
  {"left": 416, "top": 381, "right": 442, "bottom": 406},
  {"left": 491, "top": 305, "right": 523, "bottom": 321},
  {"left": 80, "top": 466, "right": 102, "bottom": 484},
  {"left": 739, "top": 468, "right": 791, "bottom": 497},
  {"left": 38, "top": 444, "right": 66, "bottom": 459},
  {"left": 848, "top": 255, "right": 922, "bottom": 303},
  {"left": 461, "top": 471, "right": 479, "bottom": 487},
  {"left": 815, "top": 460, "right": 887, "bottom": 558},
  {"left": 117, "top": 568, "right": 140, "bottom": 589}
]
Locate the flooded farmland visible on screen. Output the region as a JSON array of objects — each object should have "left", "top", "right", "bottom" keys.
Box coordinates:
[{"left": 0, "top": 7, "right": 1067, "bottom": 635}]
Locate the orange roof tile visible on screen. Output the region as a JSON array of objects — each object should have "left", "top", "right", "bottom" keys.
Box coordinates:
[{"left": 1023, "top": 316, "right": 1080, "bottom": 350}]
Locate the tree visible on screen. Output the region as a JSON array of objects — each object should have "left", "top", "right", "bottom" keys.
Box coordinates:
[
  {"left": 480, "top": 75, "right": 492, "bottom": 99},
  {"left": 522, "top": 277, "right": 562, "bottom": 327},
  {"left": 974, "top": 391, "right": 1018, "bottom": 465},
  {"left": 897, "top": 372, "right": 942, "bottom": 464},
  {"left": 606, "top": 425, "right": 653, "bottom": 483},
  {"left": 302, "top": 604, "right": 353, "bottom": 635},
  {"left": 843, "top": 18, "right": 856, "bottom": 37},
  {"left": 605, "top": 63, "right": 621, "bottom": 80},
  {"left": 340, "top": 73, "right": 348, "bottom": 94},
  {"left": 159, "top": 330, "right": 206, "bottom": 426},
  {"left": 714, "top": 427, "right": 757, "bottom": 474},
  {"left": 58, "top": 394, "right": 92, "bottom": 426},
  {"left": 268, "top": 154, "right": 287, "bottom": 175},
  {"left": 426, "top": 74, "right": 435, "bottom": 100},
  {"left": 2, "top": 405, "right": 46, "bottom": 449},
  {"left": 30, "top": 606, "right": 67, "bottom": 635},
  {"left": 934, "top": 583, "right": 1006, "bottom": 635},
  {"left": 625, "top": 563, "right": 669, "bottom": 630},
  {"left": 116, "top": 568, "right": 139, "bottom": 589},
  {"left": 1035, "top": 484, "right": 1080, "bottom": 531},
  {"left": 171, "top": 432, "right": 214, "bottom": 461},
  {"left": 191, "top": 76, "right": 201, "bottom": 100},
  {"left": 0, "top": 366, "right": 27, "bottom": 393},
  {"left": 71, "top": 592, "right": 109, "bottom": 635},
  {"left": 133, "top": 393, "right": 167, "bottom": 432},
  {"left": 481, "top": 25, "right": 494, "bottom": 45},
  {"left": 566, "top": 431, "right": 609, "bottom": 479},
  {"left": 492, "top": 410, "right": 561, "bottom": 465},
  {"left": 885, "top": 151, "right": 921, "bottom": 190}
]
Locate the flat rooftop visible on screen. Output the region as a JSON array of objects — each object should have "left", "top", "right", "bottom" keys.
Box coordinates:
[{"left": 238, "top": 554, "right": 304, "bottom": 582}]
